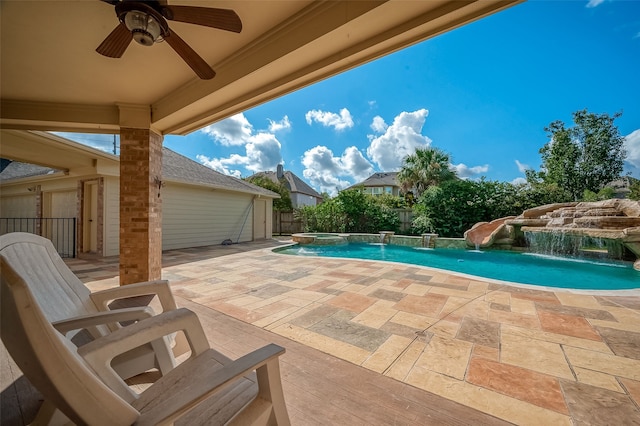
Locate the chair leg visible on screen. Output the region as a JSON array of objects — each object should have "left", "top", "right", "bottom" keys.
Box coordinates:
[
  {"left": 151, "top": 336, "right": 177, "bottom": 375},
  {"left": 30, "top": 400, "right": 72, "bottom": 426},
  {"left": 256, "top": 359, "right": 290, "bottom": 426},
  {"left": 227, "top": 359, "right": 290, "bottom": 426}
]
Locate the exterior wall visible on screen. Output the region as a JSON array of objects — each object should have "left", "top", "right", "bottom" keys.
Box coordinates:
[
  {"left": 162, "top": 183, "right": 257, "bottom": 250},
  {"left": 251, "top": 197, "right": 273, "bottom": 239},
  {"left": 0, "top": 193, "right": 37, "bottom": 217},
  {"left": 103, "top": 176, "right": 120, "bottom": 256},
  {"left": 264, "top": 198, "right": 273, "bottom": 239},
  {"left": 362, "top": 186, "right": 400, "bottom": 196},
  {"left": 47, "top": 191, "right": 76, "bottom": 217},
  {"left": 2, "top": 174, "right": 274, "bottom": 256},
  {"left": 1, "top": 177, "right": 79, "bottom": 217},
  {"left": 44, "top": 189, "right": 77, "bottom": 256},
  {"left": 292, "top": 192, "right": 318, "bottom": 207},
  {"left": 1, "top": 176, "right": 81, "bottom": 256}
]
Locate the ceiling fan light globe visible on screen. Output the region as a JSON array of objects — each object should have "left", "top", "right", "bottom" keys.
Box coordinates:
[
  {"left": 124, "top": 10, "right": 162, "bottom": 45},
  {"left": 132, "top": 30, "right": 154, "bottom": 46}
]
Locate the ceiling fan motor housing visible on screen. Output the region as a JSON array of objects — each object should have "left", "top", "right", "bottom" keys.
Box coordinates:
[
  {"left": 97, "top": 0, "right": 242, "bottom": 79},
  {"left": 116, "top": 1, "right": 168, "bottom": 46}
]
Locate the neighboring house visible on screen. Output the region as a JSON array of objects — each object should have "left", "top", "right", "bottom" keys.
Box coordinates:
[
  {"left": 606, "top": 176, "right": 639, "bottom": 199},
  {"left": 0, "top": 131, "right": 278, "bottom": 257},
  {"left": 349, "top": 172, "right": 402, "bottom": 196},
  {"left": 249, "top": 164, "right": 322, "bottom": 208}
]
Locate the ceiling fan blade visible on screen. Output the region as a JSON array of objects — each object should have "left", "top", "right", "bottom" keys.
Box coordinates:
[
  {"left": 165, "top": 30, "right": 216, "bottom": 80},
  {"left": 96, "top": 22, "right": 132, "bottom": 58},
  {"left": 163, "top": 6, "right": 242, "bottom": 33}
]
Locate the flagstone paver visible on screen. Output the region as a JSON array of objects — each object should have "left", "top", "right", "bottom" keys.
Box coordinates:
[
  {"left": 466, "top": 357, "right": 569, "bottom": 414},
  {"left": 67, "top": 239, "right": 640, "bottom": 425}
]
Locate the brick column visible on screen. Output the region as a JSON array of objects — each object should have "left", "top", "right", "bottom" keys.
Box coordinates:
[{"left": 119, "top": 128, "right": 163, "bottom": 285}]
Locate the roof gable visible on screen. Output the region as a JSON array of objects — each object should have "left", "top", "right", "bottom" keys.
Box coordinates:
[
  {"left": 352, "top": 172, "right": 400, "bottom": 188},
  {"left": 162, "top": 148, "right": 277, "bottom": 197},
  {"left": 0, "top": 131, "right": 278, "bottom": 198},
  {"left": 0, "top": 161, "right": 59, "bottom": 181},
  {"left": 249, "top": 170, "right": 321, "bottom": 198}
]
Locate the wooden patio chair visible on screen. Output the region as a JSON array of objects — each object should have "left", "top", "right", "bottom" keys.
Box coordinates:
[
  {"left": 0, "top": 232, "right": 183, "bottom": 380},
  {"left": 1, "top": 257, "right": 291, "bottom": 425}
]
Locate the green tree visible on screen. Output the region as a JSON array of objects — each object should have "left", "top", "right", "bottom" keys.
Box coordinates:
[
  {"left": 629, "top": 179, "right": 640, "bottom": 201},
  {"left": 295, "top": 189, "right": 400, "bottom": 233},
  {"left": 411, "top": 179, "right": 573, "bottom": 237},
  {"left": 244, "top": 175, "right": 292, "bottom": 211},
  {"left": 414, "top": 180, "right": 485, "bottom": 237},
  {"left": 538, "top": 109, "right": 626, "bottom": 200},
  {"left": 397, "top": 147, "right": 456, "bottom": 197}
]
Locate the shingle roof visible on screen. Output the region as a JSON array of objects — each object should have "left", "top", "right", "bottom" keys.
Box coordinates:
[
  {"left": 249, "top": 170, "right": 322, "bottom": 198},
  {"left": 351, "top": 172, "right": 400, "bottom": 188},
  {"left": 0, "top": 160, "right": 59, "bottom": 181},
  {"left": 161, "top": 148, "right": 278, "bottom": 197},
  {"left": 1, "top": 146, "right": 278, "bottom": 199}
]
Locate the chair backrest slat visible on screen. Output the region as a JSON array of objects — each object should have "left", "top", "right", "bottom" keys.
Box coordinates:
[
  {"left": 0, "top": 233, "right": 106, "bottom": 332},
  {"left": 1, "top": 257, "right": 139, "bottom": 425}
]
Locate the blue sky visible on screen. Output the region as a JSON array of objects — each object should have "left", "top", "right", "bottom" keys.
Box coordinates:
[{"left": 59, "top": 0, "right": 640, "bottom": 195}]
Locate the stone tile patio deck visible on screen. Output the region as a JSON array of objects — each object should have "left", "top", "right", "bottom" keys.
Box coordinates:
[{"left": 5, "top": 239, "right": 640, "bottom": 424}]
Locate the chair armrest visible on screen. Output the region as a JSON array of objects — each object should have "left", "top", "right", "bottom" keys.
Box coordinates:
[
  {"left": 90, "top": 280, "right": 177, "bottom": 313},
  {"left": 78, "top": 308, "right": 210, "bottom": 401},
  {"left": 139, "top": 344, "right": 286, "bottom": 425},
  {"left": 52, "top": 306, "right": 154, "bottom": 335},
  {"left": 91, "top": 280, "right": 189, "bottom": 359}
]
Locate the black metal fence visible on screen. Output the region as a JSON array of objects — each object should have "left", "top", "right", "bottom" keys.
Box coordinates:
[{"left": 0, "top": 218, "right": 77, "bottom": 258}]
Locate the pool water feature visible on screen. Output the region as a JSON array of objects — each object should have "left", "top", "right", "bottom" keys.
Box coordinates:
[{"left": 276, "top": 243, "right": 639, "bottom": 290}]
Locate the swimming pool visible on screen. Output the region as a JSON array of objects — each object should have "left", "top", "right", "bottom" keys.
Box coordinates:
[{"left": 275, "top": 243, "right": 640, "bottom": 290}]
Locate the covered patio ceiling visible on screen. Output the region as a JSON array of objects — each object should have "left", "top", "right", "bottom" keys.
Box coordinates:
[{"left": 1, "top": 0, "right": 522, "bottom": 140}]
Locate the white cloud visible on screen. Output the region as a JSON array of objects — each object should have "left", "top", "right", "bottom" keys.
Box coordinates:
[
  {"left": 198, "top": 113, "right": 283, "bottom": 176},
  {"left": 366, "top": 109, "right": 431, "bottom": 171},
  {"left": 52, "top": 132, "right": 118, "bottom": 154},
  {"left": 624, "top": 129, "right": 640, "bottom": 168},
  {"left": 301, "top": 145, "right": 373, "bottom": 195},
  {"left": 515, "top": 159, "right": 529, "bottom": 173},
  {"left": 200, "top": 113, "right": 253, "bottom": 146},
  {"left": 370, "top": 116, "right": 387, "bottom": 133},
  {"left": 268, "top": 116, "right": 291, "bottom": 133},
  {"left": 586, "top": 0, "right": 605, "bottom": 8},
  {"left": 196, "top": 154, "right": 244, "bottom": 178},
  {"left": 243, "top": 133, "right": 283, "bottom": 172},
  {"left": 305, "top": 108, "right": 354, "bottom": 131},
  {"left": 451, "top": 163, "right": 489, "bottom": 179},
  {"left": 341, "top": 146, "right": 375, "bottom": 181},
  {"left": 511, "top": 177, "right": 527, "bottom": 185}
]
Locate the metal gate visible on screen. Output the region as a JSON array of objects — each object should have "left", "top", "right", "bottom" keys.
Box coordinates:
[{"left": 0, "top": 218, "right": 77, "bottom": 257}]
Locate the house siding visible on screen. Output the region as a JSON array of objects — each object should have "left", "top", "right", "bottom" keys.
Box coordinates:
[
  {"left": 162, "top": 183, "right": 257, "bottom": 250},
  {"left": 1, "top": 193, "right": 37, "bottom": 218},
  {"left": 47, "top": 191, "right": 76, "bottom": 217},
  {"left": 103, "top": 177, "right": 120, "bottom": 256},
  {"left": 292, "top": 192, "right": 318, "bottom": 207}
]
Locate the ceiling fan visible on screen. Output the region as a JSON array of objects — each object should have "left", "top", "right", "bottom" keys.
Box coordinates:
[{"left": 96, "top": 0, "right": 242, "bottom": 79}]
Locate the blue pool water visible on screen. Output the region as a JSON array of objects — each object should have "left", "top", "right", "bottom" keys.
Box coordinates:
[{"left": 275, "top": 243, "right": 640, "bottom": 290}]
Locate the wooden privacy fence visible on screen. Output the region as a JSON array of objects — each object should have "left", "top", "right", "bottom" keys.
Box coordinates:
[
  {"left": 273, "top": 210, "right": 303, "bottom": 235},
  {"left": 272, "top": 209, "right": 414, "bottom": 235},
  {"left": 396, "top": 209, "right": 414, "bottom": 232}
]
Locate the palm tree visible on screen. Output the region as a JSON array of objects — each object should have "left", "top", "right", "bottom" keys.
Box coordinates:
[{"left": 397, "top": 147, "right": 456, "bottom": 197}]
